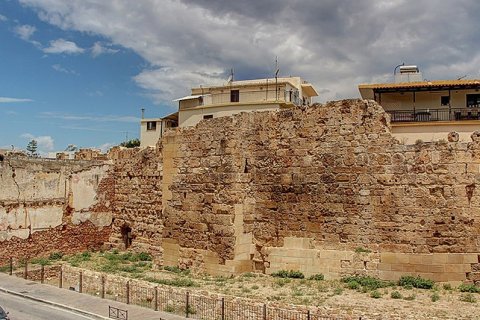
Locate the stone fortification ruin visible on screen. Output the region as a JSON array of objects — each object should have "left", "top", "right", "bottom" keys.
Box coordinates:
[{"left": 2, "top": 99, "right": 480, "bottom": 284}]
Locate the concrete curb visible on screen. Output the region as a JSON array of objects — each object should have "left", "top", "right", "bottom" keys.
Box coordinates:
[{"left": 0, "top": 287, "right": 110, "bottom": 320}]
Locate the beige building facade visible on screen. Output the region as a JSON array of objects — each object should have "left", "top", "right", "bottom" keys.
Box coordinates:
[
  {"left": 359, "top": 66, "right": 480, "bottom": 143},
  {"left": 140, "top": 114, "right": 178, "bottom": 148},
  {"left": 175, "top": 76, "right": 318, "bottom": 128}
]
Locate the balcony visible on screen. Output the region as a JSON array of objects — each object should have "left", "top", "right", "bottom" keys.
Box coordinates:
[
  {"left": 387, "top": 108, "right": 480, "bottom": 123},
  {"left": 199, "top": 89, "right": 304, "bottom": 107}
]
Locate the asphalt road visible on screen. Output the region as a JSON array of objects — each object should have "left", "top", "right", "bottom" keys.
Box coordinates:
[{"left": 0, "top": 291, "right": 96, "bottom": 320}]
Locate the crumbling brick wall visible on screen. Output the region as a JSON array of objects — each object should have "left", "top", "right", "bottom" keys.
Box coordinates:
[{"left": 0, "top": 155, "right": 113, "bottom": 260}]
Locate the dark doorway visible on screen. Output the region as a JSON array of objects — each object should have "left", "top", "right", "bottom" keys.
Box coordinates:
[{"left": 120, "top": 224, "right": 132, "bottom": 249}]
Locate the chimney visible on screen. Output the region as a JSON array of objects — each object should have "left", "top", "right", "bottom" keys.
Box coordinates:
[{"left": 141, "top": 108, "right": 145, "bottom": 119}]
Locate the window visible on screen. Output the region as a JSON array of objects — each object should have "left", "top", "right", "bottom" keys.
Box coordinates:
[
  {"left": 441, "top": 96, "right": 450, "bottom": 106},
  {"left": 203, "top": 114, "right": 213, "bottom": 119},
  {"left": 230, "top": 90, "right": 239, "bottom": 102},
  {"left": 146, "top": 121, "right": 157, "bottom": 131},
  {"left": 467, "top": 94, "right": 480, "bottom": 108}
]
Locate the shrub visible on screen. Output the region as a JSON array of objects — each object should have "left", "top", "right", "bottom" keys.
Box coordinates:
[
  {"left": 242, "top": 272, "right": 256, "bottom": 278},
  {"left": 431, "top": 292, "right": 440, "bottom": 302},
  {"left": 271, "top": 270, "right": 304, "bottom": 279},
  {"left": 341, "top": 276, "right": 393, "bottom": 291},
  {"left": 458, "top": 283, "right": 480, "bottom": 293},
  {"left": 31, "top": 257, "right": 51, "bottom": 266},
  {"left": 251, "top": 285, "right": 259, "bottom": 290},
  {"left": 333, "top": 287, "right": 343, "bottom": 295},
  {"left": 460, "top": 293, "right": 477, "bottom": 303},
  {"left": 443, "top": 283, "right": 452, "bottom": 291},
  {"left": 346, "top": 280, "right": 360, "bottom": 290},
  {"left": 398, "top": 275, "right": 434, "bottom": 289},
  {"left": 370, "top": 290, "right": 382, "bottom": 299},
  {"left": 136, "top": 252, "right": 153, "bottom": 261},
  {"left": 49, "top": 252, "right": 64, "bottom": 260},
  {"left": 390, "top": 291, "right": 402, "bottom": 299},
  {"left": 308, "top": 274, "right": 324, "bottom": 281}
]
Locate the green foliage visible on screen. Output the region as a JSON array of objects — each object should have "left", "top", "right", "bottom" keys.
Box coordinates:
[
  {"left": 49, "top": 252, "right": 64, "bottom": 260},
  {"left": 163, "top": 265, "right": 190, "bottom": 275},
  {"left": 390, "top": 291, "right": 402, "bottom": 299},
  {"left": 443, "top": 283, "right": 452, "bottom": 291},
  {"left": 308, "top": 274, "right": 324, "bottom": 281},
  {"left": 30, "top": 257, "right": 51, "bottom": 266},
  {"left": 67, "top": 251, "right": 92, "bottom": 266},
  {"left": 271, "top": 270, "right": 304, "bottom": 279},
  {"left": 460, "top": 293, "right": 477, "bottom": 303},
  {"left": 398, "top": 275, "right": 434, "bottom": 289},
  {"left": 251, "top": 285, "right": 259, "bottom": 290},
  {"left": 431, "top": 292, "right": 440, "bottom": 302},
  {"left": 145, "top": 277, "right": 198, "bottom": 287},
  {"left": 333, "top": 287, "right": 343, "bottom": 295},
  {"left": 120, "top": 138, "right": 140, "bottom": 148},
  {"left": 398, "top": 275, "right": 431, "bottom": 289},
  {"left": 370, "top": 290, "right": 382, "bottom": 299},
  {"left": 242, "top": 272, "right": 255, "bottom": 278},
  {"left": 354, "top": 247, "right": 371, "bottom": 253},
  {"left": 458, "top": 283, "right": 480, "bottom": 293},
  {"left": 346, "top": 280, "right": 360, "bottom": 290},
  {"left": 275, "top": 278, "right": 291, "bottom": 287},
  {"left": 26, "top": 139, "right": 38, "bottom": 157},
  {"left": 164, "top": 304, "right": 176, "bottom": 313},
  {"left": 341, "top": 275, "right": 393, "bottom": 291}
]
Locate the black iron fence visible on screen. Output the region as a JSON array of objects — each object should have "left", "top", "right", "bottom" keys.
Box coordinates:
[
  {"left": 0, "top": 258, "right": 352, "bottom": 320},
  {"left": 387, "top": 107, "right": 480, "bottom": 123}
]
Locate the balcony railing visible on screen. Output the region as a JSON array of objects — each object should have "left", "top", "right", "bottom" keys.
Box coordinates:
[
  {"left": 387, "top": 108, "right": 480, "bottom": 123},
  {"left": 200, "top": 89, "right": 304, "bottom": 107}
]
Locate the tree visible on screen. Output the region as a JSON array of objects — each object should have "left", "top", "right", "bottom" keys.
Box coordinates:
[
  {"left": 26, "top": 139, "right": 38, "bottom": 157},
  {"left": 120, "top": 138, "right": 140, "bottom": 148},
  {"left": 64, "top": 144, "right": 78, "bottom": 152}
]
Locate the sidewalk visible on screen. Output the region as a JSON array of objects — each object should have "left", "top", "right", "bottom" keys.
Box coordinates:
[{"left": 0, "top": 273, "right": 186, "bottom": 320}]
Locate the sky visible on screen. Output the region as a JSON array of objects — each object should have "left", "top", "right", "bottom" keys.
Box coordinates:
[{"left": 1, "top": 0, "right": 480, "bottom": 154}]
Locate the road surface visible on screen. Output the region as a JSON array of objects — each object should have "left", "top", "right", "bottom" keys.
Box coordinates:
[{"left": 0, "top": 291, "right": 97, "bottom": 320}]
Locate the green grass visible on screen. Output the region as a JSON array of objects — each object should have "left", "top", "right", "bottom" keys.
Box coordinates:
[
  {"left": 398, "top": 275, "right": 434, "bottom": 289},
  {"left": 431, "top": 292, "right": 440, "bottom": 302},
  {"left": 271, "top": 270, "right": 305, "bottom": 279},
  {"left": 458, "top": 283, "right": 480, "bottom": 293},
  {"left": 354, "top": 247, "right": 371, "bottom": 253},
  {"left": 308, "top": 274, "right": 324, "bottom": 281},
  {"left": 370, "top": 290, "right": 382, "bottom": 299},
  {"left": 163, "top": 265, "right": 190, "bottom": 275},
  {"left": 30, "top": 257, "right": 51, "bottom": 266},
  {"left": 341, "top": 275, "right": 393, "bottom": 291},
  {"left": 144, "top": 276, "right": 198, "bottom": 288},
  {"left": 460, "top": 293, "right": 477, "bottom": 303},
  {"left": 49, "top": 252, "right": 64, "bottom": 260},
  {"left": 390, "top": 291, "right": 402, "bottom": 299}
]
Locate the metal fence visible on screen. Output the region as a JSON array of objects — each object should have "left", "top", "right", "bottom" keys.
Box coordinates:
[
  {"left": 387, "top": 107, "right": 480, "bottom": 123},
  {"left": 0, "top": 258, "right": 351, "bottom": 320}
]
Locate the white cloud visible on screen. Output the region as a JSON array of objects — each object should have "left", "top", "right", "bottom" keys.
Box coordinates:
[
  {"left": 21, "top": 133, "right": 55, "bottom": 151},
  {"left": 40, "top": 112, "right": 139, "bottom": 123},
  {"left": 0, "top": 14, "right": 8, "bottom": 22},
  {"left": 91, "top": 42, "right": 119, "bottom": 57},
  {"left": 14, "top": 24, "right": 36, "bottom": 41},
  {"left": 0, "top": 97, "right": 33, "bottom": 103},
  {"left": 18, "top": 0, "right": 480, "bottom": 105},
  {"left": 43, "top": 38, "right": 84, "bottom": 54},
  {"left": 52, "top": 64, "right": 78, "bottom": 75}
]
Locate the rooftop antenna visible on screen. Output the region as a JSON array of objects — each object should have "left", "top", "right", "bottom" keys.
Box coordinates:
[
  {"left": 275, "top": 56, "right": 279, "bottom": 100},
  {"left": 141, "top": 108, "right": 145, "bottom": 119},
  {"left": 227, "top": 68, "right": 234, "bottom": 82},
  {"left": 457, "top": 75, "right": 467, "bottom": 80}
]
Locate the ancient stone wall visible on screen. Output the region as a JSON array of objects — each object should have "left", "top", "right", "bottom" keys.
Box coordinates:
[
  {"left": 107, "top": 147, "right": 163, "bottom": 258},
  {"left": 0, "top": 155, "right": 113, "bottom": 259},
  {"left": 158, "top": 99, "right": 480, "bottom": 282}
]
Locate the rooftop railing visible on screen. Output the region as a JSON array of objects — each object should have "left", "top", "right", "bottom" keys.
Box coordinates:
[
  {"left": 386, "top": 107, "right": 480, "bottom": 123},
  {"left": 200, "top": 89, "right": 304, "bottom": 107}
]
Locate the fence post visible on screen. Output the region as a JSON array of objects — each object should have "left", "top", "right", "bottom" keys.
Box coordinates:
[
  {"left": 24, "top": 259, "right": 28, "bottom": 279},
  {"left": 221, "top": 297, "right": 225, "bottom": 320},
  {"left": 41, "top": 265, "right": 45, "bottom": 284},
  {"left": 79, "top": 271, "right": 83, "bottom": 293},
  {"left": 154, "top": 286, "right": 158, "bottom": 311},
  {"left": 307, "top": 310, "right": 311, "bottom": 320},
  {"left": 59, "top": 266, "right": 63, "bottom": 288},
  {"left": 263, "top": 303, "right": 266, "bottom": 320},
  {"left": 101, "top": 275, "right": 105, "bottom": 299},
  {"left": 126, "top": 281, "right": 130, "bottom": 304},
  {"left": 9, "top": 257, "right": 12, "bottom": 276},
  {"left": 185, "top": 291, "right": 190, "bottom": 318}
]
